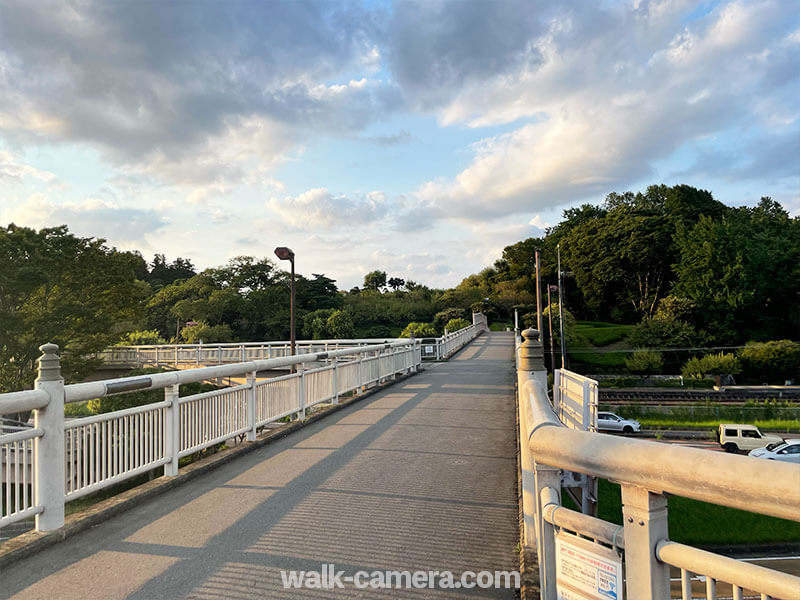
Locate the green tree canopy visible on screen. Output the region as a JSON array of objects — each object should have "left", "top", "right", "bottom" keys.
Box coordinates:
[{"left": 0, "top": 225, "right": 145, "bottom": 392}]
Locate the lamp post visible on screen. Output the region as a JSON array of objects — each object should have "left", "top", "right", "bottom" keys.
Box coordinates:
[
  {"left": 274, "top": 247, "right": 296, "bottom": 358},
  {"left": 547, "top": 284, "right": 557, "bottom": 371}
]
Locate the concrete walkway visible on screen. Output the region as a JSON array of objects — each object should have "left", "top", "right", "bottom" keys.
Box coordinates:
[{"left": 1, "top": 333, "right": 518, "bottom": 599}]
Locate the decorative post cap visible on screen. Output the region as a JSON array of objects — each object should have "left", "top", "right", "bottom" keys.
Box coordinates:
[
  {"left": 519, "top": 329, "right": 545, "bottom": 372},
  {"left": 37, "top": 343, "right": 62, "bottom": 382},
  {"left": 522, "top": 328, "right": 541, "bottom": 343}
]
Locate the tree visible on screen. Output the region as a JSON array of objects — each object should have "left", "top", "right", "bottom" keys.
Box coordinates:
[
  {"left": 0, "top": 225, "right": 145, "bottom": 394},
  {"left": 681, "top": 353, "right": 741, "bottom": 379},
  {"left": 326, "top": 310, "right": 355, "bottom": 339},
  {"left": 180, "top": 322, "right": 234, "bottom": 343},
  {"left": 363, "top": 270, "right": 387, "bottom": 291},
  {"left": 627, "top": 318, "right": 698, "bottom": 349},
  {"left": 387, "top": 277, "right": 405, "bottom": 291},
  {"left": 738, "top": 340, "right": 800, "bottom": 384},
  {"left": 625, "top": 350, "right": 664, "bottom": 377},
  {"left": 433, "top": 308, "right": 466, "bottom": 330},
  {"left": 672, "top": 201, "right": 800, "bottom": 342},
  {"left": 147, "top": 254, "right": 196, "bottom": 290}
]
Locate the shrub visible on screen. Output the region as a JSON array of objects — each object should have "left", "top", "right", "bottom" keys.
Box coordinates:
[
  {"left": 117, "top": 329, "right": 167, "bottom": 346},
  {"left": 625, "top": 350, "right": 664, "bottom": 376},
  {"left": 400, "top": 322, "right": 437, "bottom": 338},
  {"left": 180, "top": 321, "right": 234, "bottom": 343},
  {"left": 326, "top": 310, "right": 355, "bottom": 339},
  {"left": 682, "top": 352, "right": 741, "bottom": 379},
  {"left": 433, "top": 308, "right": 466, "bottom": 329},
  {"left": 738, "top": 340, "right": 800, "bottom": 384},
  {"left": 444, "top": 318, "right": 471, "bottom": 332}
]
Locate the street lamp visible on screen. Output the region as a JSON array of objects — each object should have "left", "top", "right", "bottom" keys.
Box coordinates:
[{"left": 274, "top": 246, "right": 296, "bottom": 358}]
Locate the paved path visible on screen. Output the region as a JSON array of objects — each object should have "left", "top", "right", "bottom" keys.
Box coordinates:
[{"left": 1, "top": 333, "right": 519, "bottom": 599}]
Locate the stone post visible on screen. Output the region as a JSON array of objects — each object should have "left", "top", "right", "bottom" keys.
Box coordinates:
[{"left": 34, "top": 343, "right": 65, "bottom": 531}]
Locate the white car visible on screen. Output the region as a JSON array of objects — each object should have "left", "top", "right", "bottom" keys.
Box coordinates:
[
  {"left": 749, "top": 439, "right": 800, "bottom": 463},
  {"left": 597, "top": 412, "right": 641, "bottom": 434}
]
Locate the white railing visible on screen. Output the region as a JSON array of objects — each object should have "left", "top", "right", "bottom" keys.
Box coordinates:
[
  {"left": 0, "top": 339, "right": 423, "bottom": 533},
  {"left": 96, "top": 339, "right": 396, "bottom": 367},
  {"left": 97, "top": 322, "right": 484, "bottom": 368},
  {"left": 553, "top": 369, "right": 598, "bottom": 432},
  {"left": 516, "top": 329, "right": 800, "bottom": 600}
]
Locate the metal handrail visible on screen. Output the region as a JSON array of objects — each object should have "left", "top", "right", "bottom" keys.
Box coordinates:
[{"left": 521, "top": 377, "right": 800, "bottom": 523}]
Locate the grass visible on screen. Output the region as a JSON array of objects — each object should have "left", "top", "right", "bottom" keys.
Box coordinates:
[
  {"left": 567, "top": 479, "right": 800, "bottom": 546},
  {"left": 490, "top": 321, "right": 513, "bottom": 332},
  {"left": 608, "top": 403, "right": 800, "bottom": 432},
  {"left": 574, "top": 323, "right": 634, "bottom": 346}
]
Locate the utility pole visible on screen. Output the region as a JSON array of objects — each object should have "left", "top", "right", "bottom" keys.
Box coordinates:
[
  {"left": 535, "top": 250, "right": 543, "bottom": 335},
  {"left": 547, "top": 284, "right": 557, "bottom": 371},
  {"left": 557, "top": 243, "right": 567, "bottom": 369}
]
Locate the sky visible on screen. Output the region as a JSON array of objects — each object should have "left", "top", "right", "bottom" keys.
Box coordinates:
[{"left": 0, "top": 0, "right": 798, "bottom": 290}]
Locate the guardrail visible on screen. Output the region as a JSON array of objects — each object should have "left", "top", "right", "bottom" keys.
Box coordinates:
[
  {"left": 1, "top": 339, "right": 422, "bottom": 533},
  {"left": 516, "top": 328, "right": 800, "bottom": 600},
  {"left": 97, "top": 324, "right": 483, "bottom": 368}
]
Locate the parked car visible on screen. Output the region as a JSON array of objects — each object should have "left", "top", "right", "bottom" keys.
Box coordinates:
[
  {"left": 597, "top": 412, "right": 641, "bottom": 434},
  {"left": 716, "top": 423, "right": 783, "bottom": 453},
  {"left": 749, "top": 439, "right": 800, "bottom": 463}
]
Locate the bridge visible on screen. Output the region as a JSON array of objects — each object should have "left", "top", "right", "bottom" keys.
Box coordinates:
[{"left": 1, "top": 326, "right": 799, "bottom": 599}]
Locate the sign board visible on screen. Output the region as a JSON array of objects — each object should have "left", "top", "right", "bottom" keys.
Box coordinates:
[
  {"left": 423, "top": 345, "right": 435, "bottom": 356},
  {"left": 556, "top": 531, "right": 623, "bottom": 600}
]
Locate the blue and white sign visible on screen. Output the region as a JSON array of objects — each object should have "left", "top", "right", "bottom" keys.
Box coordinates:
[{"left": 556, "top": 531, "right": 624, "bottom": 600}]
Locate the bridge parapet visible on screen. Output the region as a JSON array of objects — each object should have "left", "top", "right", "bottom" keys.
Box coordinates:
[
  {"left": 97, "top": 322, "right": 484, "bottom": 369},
  {"left": 1, "top": 339, "right": 422, "bottom": 534},
  {"left": 516, "top": 329, "right": 800, "bottom": 600}
]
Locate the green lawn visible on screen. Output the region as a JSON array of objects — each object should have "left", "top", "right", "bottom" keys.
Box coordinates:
[
  {"left": 567, "top": 479, "right": 800, "bottom": 546},
  {"left": 575, "top": 322, "right": 634, "bottom": 346}
]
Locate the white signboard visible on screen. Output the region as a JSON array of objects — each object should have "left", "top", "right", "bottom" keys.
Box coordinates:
[{"left": 556, "top": 531, "right": 623, "bottom": 600}]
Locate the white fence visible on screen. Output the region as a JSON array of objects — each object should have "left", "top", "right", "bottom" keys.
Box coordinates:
[
  {"left": 97, "top": 321, "right": 485, "bottom": 369},
  {"left": 553, "top": 369, "right": 598, "bottom": 432},
  {"left": 0, "top": 340, "right": 422, "bottom": 532},
  {"left": 516, "top": 329, "right": 800, "bottom": 600}
]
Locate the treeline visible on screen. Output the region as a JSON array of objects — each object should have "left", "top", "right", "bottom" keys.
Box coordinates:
[
  {"left": 0, "top": 225, "right": 475, "bottom": 392},
  {"left": 456, "top": 185, "right": 799, "bottom": 342}
]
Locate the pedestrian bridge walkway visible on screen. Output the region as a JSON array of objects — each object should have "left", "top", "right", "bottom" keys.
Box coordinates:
[{"left": 1, "top": 333, "right": 519, "bottom": 599}]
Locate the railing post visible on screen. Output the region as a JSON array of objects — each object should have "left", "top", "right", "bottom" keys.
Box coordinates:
[
  {"left": 218, "top": 346, "right": 222, "bottom": 364},
  {"left": 240, "top": 345, "right": 245, "bottom": 363},
  {"left": 246, "top": 371, "right": 257, "bottom": 441},
  {"left": 164, "top": 384, "right": 180, "bottom": 476},
  {"left": 332, "top": 358, "right": 339, "bottom": 404},
  {"left": 621, "top": 484, "right": 670, "bottom": 600},
  {"left": 535, "top": 479, "right": 561, "bottom": 598},
  {"left": 298, "top": 364, "right": 306, "bottom": 419},
  {"left": 34, "top": 343, "right": 65, "bottom": 531}
]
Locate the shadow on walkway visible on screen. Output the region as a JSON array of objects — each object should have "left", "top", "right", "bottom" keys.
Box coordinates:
[{"left": 2, "top": 333, "right": 518, "bottom": 600}]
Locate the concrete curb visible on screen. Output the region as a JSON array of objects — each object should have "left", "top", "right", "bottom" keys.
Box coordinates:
[{"left": 0, "top": 371, "right": 418, "bottom": 569}]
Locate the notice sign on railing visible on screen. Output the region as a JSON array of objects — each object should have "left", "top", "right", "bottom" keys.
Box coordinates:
[{"left": 556, "top": 532, "right": 623, "bottom": 600}]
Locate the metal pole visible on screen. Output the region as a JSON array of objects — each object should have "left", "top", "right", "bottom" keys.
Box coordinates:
[
  {"left": 557, "top": 244, "right": 567, "bottom": 368},
  {"left": 290, "top": 257, "right": 296, "bottom": 358},
  {"left": 547, "top": 286, "right": 556, "bottom": 372},
  {"left": 535, "top": 250, "right": 543, "bottom": 335}
]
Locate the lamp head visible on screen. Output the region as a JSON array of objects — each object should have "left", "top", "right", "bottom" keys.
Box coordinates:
[{"left": 274, "top": 247, "right": 295, "bottom": 261}]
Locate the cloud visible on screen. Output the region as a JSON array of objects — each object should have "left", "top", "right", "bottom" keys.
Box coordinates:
[
  {"left": 365, "top": 129, "right": 413, "bottom": 146},
  {"left": 0, "top": 151, "right": 58, "bottom": 186},
  {"left": 267, "top": 188, "right": 389, "bottom": 230},
  {"left": 399, "top": 0, "right": 800, "bottom": 220},
  {"left": 0, "top": 1, "right": 400, "bottom": 190},
  {"left": 3, "top": 195, "right": 167, "bottom": 244}
]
